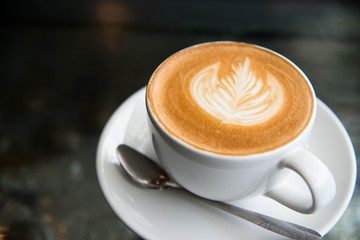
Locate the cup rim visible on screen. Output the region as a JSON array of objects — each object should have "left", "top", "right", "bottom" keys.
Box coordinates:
[{"left": 146, "top": 41, "right": 317, "bottom": 164}]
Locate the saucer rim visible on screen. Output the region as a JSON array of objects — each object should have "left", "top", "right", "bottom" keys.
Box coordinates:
[
  {"left": 96, "top": 87, "right": 357, "bottom": 239},
  {"left": 315, "top": 98, "right": 357, "bottom": 234}
]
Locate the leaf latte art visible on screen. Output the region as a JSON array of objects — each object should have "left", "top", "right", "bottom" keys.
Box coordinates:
[{"left": 190, "top": 58, "right": 284, "bottom": 125}]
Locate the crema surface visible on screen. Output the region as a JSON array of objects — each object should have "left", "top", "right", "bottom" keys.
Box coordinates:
[{"left": 148, "top": 42, "right": 314, "bottom": 155}]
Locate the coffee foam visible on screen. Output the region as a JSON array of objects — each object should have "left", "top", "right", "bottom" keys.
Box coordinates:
[{"left": 148, "top": 42, "right": 314, "bottom": 155}]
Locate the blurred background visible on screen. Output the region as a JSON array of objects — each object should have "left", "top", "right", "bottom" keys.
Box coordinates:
[{"left": 1, "top": 0, "right": 360, "bottom": 239}]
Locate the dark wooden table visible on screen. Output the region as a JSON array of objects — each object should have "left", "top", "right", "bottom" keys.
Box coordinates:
[{"left": 1, "top": 0, "right": 359, "bottom": 239}]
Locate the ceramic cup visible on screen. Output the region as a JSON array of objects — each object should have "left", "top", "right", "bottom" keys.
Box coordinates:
[{"left": 145, "top": 42, "right": 336, "bottom": 214}]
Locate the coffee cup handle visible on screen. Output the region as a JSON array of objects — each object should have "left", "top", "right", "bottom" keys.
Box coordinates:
[{"left": 265, "top": 148, "right": 336, "bottom": 214}]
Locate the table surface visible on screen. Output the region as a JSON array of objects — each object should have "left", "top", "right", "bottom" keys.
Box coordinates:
[{"left": 1, "top": 0, "right": 359, "bottom": 239}]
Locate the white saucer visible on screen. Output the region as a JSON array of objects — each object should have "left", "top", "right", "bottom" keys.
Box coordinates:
[{"left": 96, "top": 87, "right": 356, "bottom": 240}]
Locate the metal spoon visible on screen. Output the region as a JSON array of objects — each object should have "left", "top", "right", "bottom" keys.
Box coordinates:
[{"left": 117, "top": 144, "right": 322, "bottom": 240}]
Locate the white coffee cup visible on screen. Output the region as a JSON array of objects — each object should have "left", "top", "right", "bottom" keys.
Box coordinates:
[{"left": 145, "top": 42, "right": 336, "bottom": 214}]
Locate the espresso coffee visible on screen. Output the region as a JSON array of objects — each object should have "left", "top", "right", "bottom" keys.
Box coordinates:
[{"left": 148, "top": 42, "right": 314, "bottom": 155}]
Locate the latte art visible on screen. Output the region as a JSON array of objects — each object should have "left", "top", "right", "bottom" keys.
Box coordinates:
[{"left": 190, "top": 58, "right": 283, "bottom": 125}]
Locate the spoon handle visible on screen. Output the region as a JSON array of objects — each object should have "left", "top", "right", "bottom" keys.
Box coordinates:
[{"left": 182, "top": 191, "right": 321, "bottom": 240}]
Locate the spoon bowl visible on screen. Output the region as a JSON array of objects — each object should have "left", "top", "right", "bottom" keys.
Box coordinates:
[{"left": 117, "top": 144, "right": 180, "bottom": 189}]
